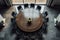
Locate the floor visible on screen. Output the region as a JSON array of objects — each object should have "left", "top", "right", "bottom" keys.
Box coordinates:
[{"left": 0, "top": 5, "right": 60, "bottom": 40}]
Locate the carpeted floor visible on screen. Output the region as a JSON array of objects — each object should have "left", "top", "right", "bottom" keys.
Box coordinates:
[{"left": 0, "top": 5, "right": 60, "bottom": 40}]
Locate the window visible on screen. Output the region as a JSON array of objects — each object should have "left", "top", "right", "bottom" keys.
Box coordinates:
[
  {"left": 24, "top": 0, "right": 35, "bottom": 4},
  {"left": 12, "top": 0, "right": 46, "bottom": 4},
  {"left": 12, "top": 0, "right": 23, "bottom": 4},
  {"left": 36, "top": 0, "right": 46, "bottom": 4}
]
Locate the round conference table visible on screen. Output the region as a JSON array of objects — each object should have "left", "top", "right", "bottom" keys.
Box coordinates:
[{"left": 16, "top": 8, "right": 43, "bottom": 32}]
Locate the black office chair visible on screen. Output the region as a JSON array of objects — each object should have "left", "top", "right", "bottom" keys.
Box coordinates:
[
  {"left": 17, "top": 5, "right": 22, "bottom": 11},
  {"left": 11, "top": 18, "right": 16, "bottom": 23},
  {"left": 0, "top": 21, "right": 4, "bottom": 31},
  {"left": 36, "top": 5, "right": 41, "bottom": 10},
  {"left": 12, "top": 12, "right": 16, "bottom": 17},
  {"left": 30, "top": 4, "right": 35, "bottom": 8},
  {"left": 44, "top": 11, "right": 48, "bottom": 17},
  {"left": 55, "top": 22, "right": 60, "bottom": 30},
  {"left": 24, "top": 4, "right": 28, "bottom": 8},
  {"left": 42, "top": 22, "right": 48, "bottom": 34},
  {"left": 45, "top": 18, "right": 49, "bottom": 22}
]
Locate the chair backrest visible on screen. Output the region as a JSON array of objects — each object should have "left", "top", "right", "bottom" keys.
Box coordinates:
[
  {"left": 12, "top": 12, "right": 16, "bottom": 17},
  {"left": 36, "top": 5, "right": 41, "bottom": 10},
  {"left": 24, "top": 4, "right": 28, "bottom": 8},
  {"left": 30, "top": 4, "right": 35, "bottom": 8},
  {"left": 17, "top": 6, "right": 22, "bottom": 11}
]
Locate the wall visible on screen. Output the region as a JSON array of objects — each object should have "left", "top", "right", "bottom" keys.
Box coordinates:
[
  {"left": 51, "top": 0, "right": 60, "bottom": 6},
  {"left": 0, "top": 0, "right": 6, "bottom": 6},
  {"left": 47, "top": 0, "right": 60, "bottom": 7},
  {"left": 0, "top": 0, "right": 12, "bottom": 7},
  {"left": 46, "top": 0, "right": 52, "bottom": 6}
]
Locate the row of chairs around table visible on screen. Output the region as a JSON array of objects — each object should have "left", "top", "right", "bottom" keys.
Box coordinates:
[
  {"left": 17, "top": 4, "right": 41, "bottom": 11},
  {"left": 11, "top": 11, "right": 49, "bottom": 23}
]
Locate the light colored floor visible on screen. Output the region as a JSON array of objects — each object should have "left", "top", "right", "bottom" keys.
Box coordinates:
[
  {"left": 12, "top": 0, "right": 46, "bottom": 4},
  {"left": 2, "top": 6, "right": 15, "bottom": 29}
]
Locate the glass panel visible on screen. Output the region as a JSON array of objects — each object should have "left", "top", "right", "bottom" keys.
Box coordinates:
[
  {"left": 36, "top": 0, "right": 46, "bottom": 4},
  {"left": 12, "top": 0, "right": 23, "bottom": 4},
  {"left": 24, "top": 0, "right": 35, "bottom": 4},
  {"left": 12, "top": 0, "right": 46, "bottom": 4}
]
